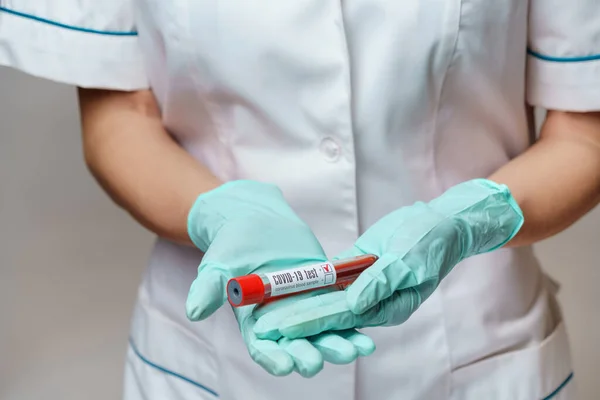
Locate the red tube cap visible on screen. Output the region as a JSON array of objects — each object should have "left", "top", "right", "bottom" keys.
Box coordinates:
[{"left": 227, "top": 274, "right": 265, "bottom": 307}]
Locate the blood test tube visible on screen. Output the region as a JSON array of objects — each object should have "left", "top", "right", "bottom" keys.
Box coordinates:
[{"left": 227, "top": 254, "right": 378, "bottom": 307}]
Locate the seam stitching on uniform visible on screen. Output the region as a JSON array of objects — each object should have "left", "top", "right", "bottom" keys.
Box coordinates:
[
  {"left": 528, "top": 48, "right": 600, "bottom": 63},
  {"left": 179, "top": 1, "right": 239, "bottom": 182},
  {"left": 0, "top": 6, "right": 138, "bottom": 36},
  {"left": 430, "top": 3, "right": 463, "bottom": 399},
  {"left": 136, "top": 290, "right": 214, "bottom": 350},
  {"left": 336, "top": 4, "right": 360, "bottom": 244},
  {"left": 128, "top": 337, "right": 220, "bottom": 397},
  {"left": 542, "top": 372, "right": 573, "bottom": 400},
  {"left": 333, "top": 4, "right": 360, "bottom": 399},
  {"left": 429, "top": 2, "right": 464, "bottom": 398}
]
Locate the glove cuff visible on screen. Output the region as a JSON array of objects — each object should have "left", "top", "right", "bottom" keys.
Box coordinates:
[
  {"left": 471, "top": 179, "right": 524, "bottom": 252},
  {"left": 429, "top": 178, "right": 524, "bottom": 256}
]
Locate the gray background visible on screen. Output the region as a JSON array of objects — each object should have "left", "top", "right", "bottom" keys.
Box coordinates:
[{"left": 1, "top": 67, "right": 599, "bottom": 399}]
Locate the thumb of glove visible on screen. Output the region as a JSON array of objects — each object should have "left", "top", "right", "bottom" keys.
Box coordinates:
[{"left": 186, "top": 265, "right": 228, "bottom": 321}]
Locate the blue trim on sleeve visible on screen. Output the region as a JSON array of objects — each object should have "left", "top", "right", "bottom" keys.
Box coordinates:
[
  {"left": 0, "top": 6, "right": 138, "bottom": 36},
  {"left": 528, "top": 48, "right": 600, "bottom": 63},
  {"left": 542, "top": 372, "right": 574, "bottom": 400},
  {"left": 128, "top": 337, "right": 219, "bottom": 397}
]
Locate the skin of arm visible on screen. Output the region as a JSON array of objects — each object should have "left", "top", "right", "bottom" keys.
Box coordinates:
[
  {"left": 490, "top": 110, "right": 600, "bottom": 247},
  {"left": 78, "top": 88, "right": 222, "bottom": 245}
]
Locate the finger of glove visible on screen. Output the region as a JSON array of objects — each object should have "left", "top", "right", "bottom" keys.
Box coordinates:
[
  {"left": 377, "top": 287, "right": 423, "bottom": 326},
  {"left": 308, "top": 330, "right": 368, "bottom": 364},
  {"left": 246, "top": 339, "right": 296, "bottom": 377},
  {"left": 252, "top": 287, "right": 338, "bottom": 341},
  {"left": 278, "top": 337, "right": 324, "bottom": 378},
  {"left": 277, "top": 292, "right": 367, "bottom": 339},
  {"left": 278, "top": 286, "right": 423, "bottom": 340},
  {"left": 346, "top": 253, "right": 418, "bottom": 314},
  {"left": 252, "top": 287, "right": 335, "bottom": 321},
  {"left": 239, "top": 311, "right": 295, "bottom": 376},
  {"left": 334, "top": 329, "right": 376, "bottom": 357},
  {"left": 254, "top": 291, "right": 349, "bottom": 340},
  {"left": 186, "top": 266, "right": 227, "bottom": 321}
]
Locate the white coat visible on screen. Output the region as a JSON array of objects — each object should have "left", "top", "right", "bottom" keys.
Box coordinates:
[{"left": 3, "top": 1, "right": 599, "bottom": 399}]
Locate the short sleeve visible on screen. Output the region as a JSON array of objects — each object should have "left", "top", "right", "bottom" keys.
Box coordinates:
[
  {"left": 0, "top": 1, "right": 149, "bottom": 90},
  {"left": 527, "top": 0, "right": 600, "bottom": 111}
]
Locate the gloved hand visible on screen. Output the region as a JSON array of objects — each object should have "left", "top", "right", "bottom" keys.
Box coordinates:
[
  {"left": 185, "top": 180, "right": 375, "bottom": 377},
  {"left": 253, "top": 179, "right": 524, "bottom": 340}
]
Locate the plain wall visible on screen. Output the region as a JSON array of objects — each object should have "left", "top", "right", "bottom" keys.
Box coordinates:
[{"left": 1, "top": 67, "right": 599, "bottom": 399}]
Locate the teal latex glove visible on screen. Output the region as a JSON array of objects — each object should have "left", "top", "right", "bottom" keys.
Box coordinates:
[
  {"left": 185, "top": 180, "right": 375, "bottom": 377},
  {"left": 254, "top": 179, "right": 524, "bottom": 340}
]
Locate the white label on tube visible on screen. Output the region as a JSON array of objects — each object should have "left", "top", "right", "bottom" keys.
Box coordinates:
[{"left": 264, "top": 262, "right": 337, "bottom": 297}]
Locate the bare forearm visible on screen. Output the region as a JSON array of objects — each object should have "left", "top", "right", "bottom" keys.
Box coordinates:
[
  {"left": 79, "top": 89, "right": 221, "bottom": 245},
  {"left": 490, "top": 110, "right": 600, "bottom": 247}
]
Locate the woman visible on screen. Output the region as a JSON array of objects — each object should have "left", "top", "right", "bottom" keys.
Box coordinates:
[{"left": 2, "top": 1, "right": 599, "bottom": 399}]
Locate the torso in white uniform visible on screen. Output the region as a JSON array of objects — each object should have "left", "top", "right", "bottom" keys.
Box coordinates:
[
  {"left": 4, "top": 0, "right": 597, "bottom": 398},
  {"left": 125, "top": 2, "right": 574, "bottom": 399}
]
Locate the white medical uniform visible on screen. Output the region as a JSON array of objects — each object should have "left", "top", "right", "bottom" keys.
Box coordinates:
[{"left": 2, "top": 1, "right": 599, "bottom": 398}]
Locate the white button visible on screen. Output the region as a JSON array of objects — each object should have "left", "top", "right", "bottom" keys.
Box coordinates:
[{"left": 320, "top": 137, "right": 341, "bottom": 162}]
